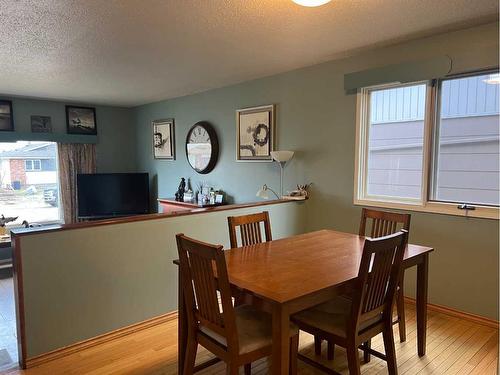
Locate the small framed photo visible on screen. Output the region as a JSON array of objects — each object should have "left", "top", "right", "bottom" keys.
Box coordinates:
[
  {"left": 153, "top": 119, "right": 175, "bottom": 160},
  {"left": 31, "top": 115, "right": 52, "bottom": 133},
  {"left": 236, "top": 104, "right": 275, "bottom": 161},
  {"left": 66, "top": 106, "right": 97, "bottom": 135},
  {"left": 0, "top": 100, "right": 14, "bottom": 131}
]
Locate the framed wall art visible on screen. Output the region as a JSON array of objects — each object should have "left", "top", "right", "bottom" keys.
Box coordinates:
[
  {"left": 153, "top": 118, "right": 175, "bottom": 160},
  {"left": 66, "top": 106, "right": 97, "bottom": 135},
  {"left": 31, "top": 115, "right": 52, "bottom": 133},
  {"left": 236, "top": 104, "right": 275, "bottom": 161},
  {"left": 0, "top": 100, "right": 14, "bottom": 131}
]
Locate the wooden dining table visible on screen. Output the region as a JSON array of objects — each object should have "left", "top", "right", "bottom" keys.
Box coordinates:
[{"left": 175, "top": 229, "right": 434, "bottom": 375}]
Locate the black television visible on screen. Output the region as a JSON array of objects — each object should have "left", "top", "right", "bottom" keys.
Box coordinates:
[{"left": 77, "top": 173, "right": 150, "bottom": 219}]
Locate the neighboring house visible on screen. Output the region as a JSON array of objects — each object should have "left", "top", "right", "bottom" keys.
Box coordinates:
[
  {"left": 0, "top": 142, "right": 57, "bottom": 190},
  {"left": 368, "top": 75, "right": 499, "bottom": 205}
]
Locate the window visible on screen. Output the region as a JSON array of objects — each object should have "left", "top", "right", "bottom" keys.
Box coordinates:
[
  {"left": 355, "top": 70, "right": 499, "bottom": 219},
  {"left": 365, "top": 83, "right": 427, "bottom": 201},
  {"left": 432, "top": 73, "right": 499, "bottom": 207},
  {"left": 0, "top": 141, "right": 61, "bottom": 226},
  {"left": 25, "top": 159, "right": 41, "bottom": 171}
]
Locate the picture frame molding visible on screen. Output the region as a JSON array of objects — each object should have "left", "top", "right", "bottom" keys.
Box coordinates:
[
  {"left": 236, "top": 104, "right": 276, "bottom": 162},
  {"left": 0, "top": 100, "right": 14, "bottom": 132},
  {"left": 66, "top": 105, "right": 97, "bottom": 135},
  {"left": 152, "top": 118, "right": 176, "bottom": 160}
]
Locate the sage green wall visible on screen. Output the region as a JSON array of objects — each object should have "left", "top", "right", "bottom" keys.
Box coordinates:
[
  {"left": 18, "top": 201, "right": 305, "bottom": 358},
  {"left": 134, "top": 22, "right": 499, "bottom": 319},
  {"left": 0, "top": 96, "right": 136, "bottom": 172}
]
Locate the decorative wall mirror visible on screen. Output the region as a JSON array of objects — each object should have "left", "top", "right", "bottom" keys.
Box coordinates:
[{"left": 185, "top": 121, "right": 219, "bottom": 174}]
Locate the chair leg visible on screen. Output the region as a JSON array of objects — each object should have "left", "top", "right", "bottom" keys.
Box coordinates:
[
  {"left": 363, "top": 340, "right": 371, "bottom": 363},
  {"left": 289, "top": 334, "right": 299, "bottom": 375},
  {"left": 327, "top": 341, "right": 335, "bottom": 360},
  {"left": 397, "top": 279, "right": 407, "bottom": 342},
  {"left": 244, "top": 363, "right": 252, "bottom": 375},
  {"left": 226, "top": 363, "right": 239, "bottom": 375},
  {"left": 314, "top": 336, "right": 322, "bottom": 356},
  {"left": 383, "top": 326, "right": 398, "bottom": 375},
  {"left": 346, "top": 343, "right": 361, "bottom": 375},
  {"left": 182, "top": 331, "right": 198, "bottom": 375}
]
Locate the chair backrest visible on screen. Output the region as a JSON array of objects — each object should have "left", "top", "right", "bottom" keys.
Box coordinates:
[
  {"left": 176, "top": 234, "right": 238, "bottom": 349},
  {"left": 350, "top": 230, "right": 408, "bottom": 332},
  {"left": 227, "top": 211, "right": 272, "bottom": 248},
  {"left": 359, "top": 208, "right": 411, "bottom": 238}
]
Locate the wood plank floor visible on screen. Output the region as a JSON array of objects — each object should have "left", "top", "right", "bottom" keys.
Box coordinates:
[
  {"left": 2, "top": 303, "right": 498, "bottom": 374},
  {"left": 0, "top": 274, "right": 17, "bottom": 371}
]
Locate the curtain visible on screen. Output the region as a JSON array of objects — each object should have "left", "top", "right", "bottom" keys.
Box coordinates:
[{"left": 58, "top": 143, "right": 96, "bottom": 224}]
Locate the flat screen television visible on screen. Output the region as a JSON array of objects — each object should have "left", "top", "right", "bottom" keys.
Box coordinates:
[{"left": 77, "top": 173, "right": 150, "bottom": 219}]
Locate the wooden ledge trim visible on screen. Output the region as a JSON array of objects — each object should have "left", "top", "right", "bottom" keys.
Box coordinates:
[
  {"left": 404, "top": 296, "right": 499, "bottom": 329},
  {"left": 11, "top": 199, "right": 302, "bottom": 238},
  {"left": 25, "top": 311, "right": 178, "bottom": 369}
]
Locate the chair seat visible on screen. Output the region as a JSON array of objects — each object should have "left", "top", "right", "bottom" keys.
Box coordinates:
[
  {"left": 200, "top": 304, "right": 298, "bottom": 355},
  {"left": 292, "top": 296, "right": 382, "bottom": 338}
]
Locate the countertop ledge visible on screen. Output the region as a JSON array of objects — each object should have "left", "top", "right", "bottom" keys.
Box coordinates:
[{"left": 10, "top": 199, "right": 305, "bottom": 237}]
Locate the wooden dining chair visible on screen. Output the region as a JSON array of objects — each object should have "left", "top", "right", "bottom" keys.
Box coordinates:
[
  {"left": 359, "top": 208, "right": 411, "bottom": 344},
  {"left": 176, "top": 233, "right": 299, "bottom": 375},
  {"left": 292, "top": 230, "right": 408, "bottom": 375},
  {"left": 227, "top": 211, "right": 272, "bottom": 248}
]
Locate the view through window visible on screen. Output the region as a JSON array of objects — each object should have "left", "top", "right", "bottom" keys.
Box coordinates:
[
  {"left": 0, "top": 141, "right": 60, "bottom": 226},
  {"left": 366, "top": 83, "right": 427, "bottom": 200},
  {"left": 432, "top": 73, "right": 500, "bottom": 206}
]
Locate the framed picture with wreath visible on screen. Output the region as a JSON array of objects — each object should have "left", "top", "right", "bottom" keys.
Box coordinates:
[{"left": 236, "top": 104, "right": 275, "bottom": 161}]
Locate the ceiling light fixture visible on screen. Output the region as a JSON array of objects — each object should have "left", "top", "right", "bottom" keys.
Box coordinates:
[{"left": 292, "top": 0, "right": 331, "bottom": 6}]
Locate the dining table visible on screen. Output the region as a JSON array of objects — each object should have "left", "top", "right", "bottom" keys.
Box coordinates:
[{"left": 175, "top": 229, "right": 434, "bottom": 375}]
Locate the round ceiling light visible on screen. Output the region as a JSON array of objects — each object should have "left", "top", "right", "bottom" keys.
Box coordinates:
[{"left": 292, "top": 0, "right": 331, "bottom": 6}]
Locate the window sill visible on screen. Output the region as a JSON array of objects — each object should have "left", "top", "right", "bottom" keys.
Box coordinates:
[
  {"left": 6, "top": 220, "right": 64, "bottom": 231},
  {"left": 354, "top": 198, "right": 499, "bottom": 220}
]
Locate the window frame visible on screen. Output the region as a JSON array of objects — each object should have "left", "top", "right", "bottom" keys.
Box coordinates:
[
  {"left": 25, "top": 159, "right": 42, "bottom": 171},
  {"left": 354, "top": 70, "right": 499, "bottom": 220},
  {"left": 2, "top": 143, "right": 63, "bottom": 228}
]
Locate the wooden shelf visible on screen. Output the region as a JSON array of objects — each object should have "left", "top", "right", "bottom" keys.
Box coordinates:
[{"left": 157, "top": 198, "right": 225, "bottom": 214}]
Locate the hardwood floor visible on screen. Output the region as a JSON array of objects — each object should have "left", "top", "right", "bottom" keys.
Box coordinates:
[
  {"left": 0, "top": 274, "right": 17, "bottom": 371},
  {"left": 2, "top": 303, "right": 498, "bottom": 374}
]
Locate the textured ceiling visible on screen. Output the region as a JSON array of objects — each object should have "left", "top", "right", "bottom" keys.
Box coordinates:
[{"left": 0, "top": 0, "right": 497, "bottom": 107}]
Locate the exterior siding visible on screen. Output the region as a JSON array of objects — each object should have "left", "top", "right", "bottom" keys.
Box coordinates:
[
  {"left": 370, "top": 75, "right": 500, "bottom": 123},
  {"left": 25, "top": 171, "right": 57, "bottom": 186},
  {"left": 367, "top": 115, "right": 499, "bottom": 205},
  {"left": 441, "top": 75, "right": 499, "bottom": 118}
]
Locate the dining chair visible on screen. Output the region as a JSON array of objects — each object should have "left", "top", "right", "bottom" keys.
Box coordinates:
[
  {"left": 227, "top": 211, "right": 274, "bottom": 307},
  {"left": 314, "top": 208, "right": 411, "bottom": 361},
  {"left": 227, "top": 211, "right": 272, "bottom": 248},
  {"left": 292, "top": 230, "right": 408, "bottom": 375},
  {"left": 176, "top": 233, "right": 299, "bottom": 375},
  {"left": 359, "top": 208, "right": 411, "bottom": 344}
]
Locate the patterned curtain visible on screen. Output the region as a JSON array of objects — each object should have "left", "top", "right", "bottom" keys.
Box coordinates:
[{"left": 57, "top": 143, "right": 97, "bottom": 224}]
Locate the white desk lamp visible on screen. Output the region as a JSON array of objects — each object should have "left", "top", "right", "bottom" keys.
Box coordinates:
[{"left": 256, "top": 184, "right": 280, "bottom": 200}]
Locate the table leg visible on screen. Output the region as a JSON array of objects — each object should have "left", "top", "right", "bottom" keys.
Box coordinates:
[
  {"left": 416, "top": 253, "right": 429, "bottom": 356},
  {"left": 178, "top": 266, "right": 187, "bottom": 374},
  {"left": 272, "top": 303, "right": 290, "bottom": 375}
]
